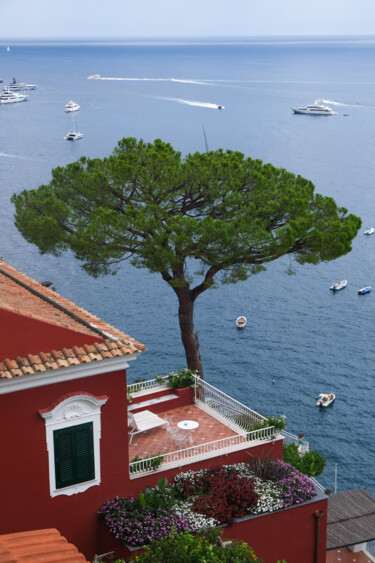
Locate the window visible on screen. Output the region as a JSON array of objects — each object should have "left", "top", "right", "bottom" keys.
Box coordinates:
[
  {"left": 39, "top": 393, "right": 108, "bottom": 497},
  {"left": 54, "top": 422, "right": 95, "bottom": 489}
]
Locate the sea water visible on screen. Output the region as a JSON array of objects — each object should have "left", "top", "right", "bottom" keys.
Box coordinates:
[{"left": 1, "top": 37, "right": 375, "bottom": 493}]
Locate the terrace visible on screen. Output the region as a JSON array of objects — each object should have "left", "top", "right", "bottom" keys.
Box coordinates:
[{"left": 127, "top": 374, "right": 285, "bottom": 477}]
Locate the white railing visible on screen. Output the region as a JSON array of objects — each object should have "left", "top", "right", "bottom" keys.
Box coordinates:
[
  {"left": 129, "top": 425, "right": 278, "bottom": 477},
  {"left": 193, "top": 375, "right": 266, "bottom": 431},
  {"left": 127, "top": 376, "right": 168, "bottom": 395},
  {"left": 309, "top": 476, "right": 326, "bottom": 493}
]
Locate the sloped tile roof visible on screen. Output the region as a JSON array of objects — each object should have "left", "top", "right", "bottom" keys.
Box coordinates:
[
  {"left": 0, "top": 261, "right": 145, "bottom": 381},
  {"left": 327, "top": 488, "right": 375, "bottom": 549},
  {"left": 0, "top": 528, "right": 90, "bottom": 562}
]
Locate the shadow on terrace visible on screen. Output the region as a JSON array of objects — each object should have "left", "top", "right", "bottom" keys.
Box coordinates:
[{"left": 127, "top": 374, "right": 284, "bottom": 478}]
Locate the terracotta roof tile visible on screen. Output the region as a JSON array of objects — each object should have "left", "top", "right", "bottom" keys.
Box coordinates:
[
  {"left": 0, "top": 261, "right": 145, "bottom": 381},
  {"left": 0, "top": 528, "right": 89, "bottom": 562}
]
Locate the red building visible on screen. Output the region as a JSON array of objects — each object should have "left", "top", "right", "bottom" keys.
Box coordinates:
[{"left": 0, "top": 261, "right": 327, "bottom": 562}]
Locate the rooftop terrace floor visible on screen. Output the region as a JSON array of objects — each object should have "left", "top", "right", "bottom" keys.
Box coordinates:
[{"left": 128, "top": 403, "right": 240, "bottom": 460}]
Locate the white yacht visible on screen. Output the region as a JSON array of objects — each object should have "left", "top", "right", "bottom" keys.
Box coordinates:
[
  {"left": 8, "top": 78, "right": 37, "bottom": 91},
  {"left": 292, "top": 98, "right": 337, "bottom": 115},
  {"left": 0, "top": 88, "right": 29, "bottom": 104},
  {"left": 64, "top": 100, "right": 80, "bottom": 113},
  {"left": 64, "top": 131, "right": 83, "bottom": 141},
  {"left": 87, "top": 74, "right": 101, "bottom": 79}
]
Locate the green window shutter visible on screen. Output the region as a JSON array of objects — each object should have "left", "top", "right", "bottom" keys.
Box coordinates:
[{"left": 54, "top": 422, "right": 95, "bottom": 489}]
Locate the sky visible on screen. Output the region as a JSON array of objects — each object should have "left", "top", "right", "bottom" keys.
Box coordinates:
[{"left": 0, "top": 0, "right": 375, "bottom": 40}]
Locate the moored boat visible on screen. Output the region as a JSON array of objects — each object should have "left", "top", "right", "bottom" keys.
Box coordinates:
[
  {"left": 236, "top": 315, "right": 247, "bottom": 328},
  {"left": 330, "top": 280, "right": 347, "bottom": 291},
  {"left": 358, "top": 286, "right": 371, "bottom": 295},
  {"left": 364, "top": 227, "right": 375, "bottom": 235},
  {"left": 316, "top": 393, "right": 335, "bottom": 407}
]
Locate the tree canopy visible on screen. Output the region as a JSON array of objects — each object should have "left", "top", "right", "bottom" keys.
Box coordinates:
[{"left": 12, "top": 137, "right": 361, "bottom": 375}]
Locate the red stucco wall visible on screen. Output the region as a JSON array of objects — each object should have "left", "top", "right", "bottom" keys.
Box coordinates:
[
  {"left": 0, "top": 368, "right": 130, "bottom": 559},
  {"left": 221, "top": 497, "right": 328, "bottom": 563}
]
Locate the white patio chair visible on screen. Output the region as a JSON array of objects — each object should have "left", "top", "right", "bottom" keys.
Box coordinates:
[
  {"left": 165, "top": 420, "right": 194, "bottom": 448},
  {"left": 128, "top": 410, "right": 168, "bottom": 443}
]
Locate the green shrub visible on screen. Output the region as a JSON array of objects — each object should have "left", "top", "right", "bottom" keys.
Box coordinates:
[
  {"left": 163, "top": 368, "right": 196, "bottom": 389},
  {"left": 135, "top": 530, "right": 262, "bottom": 562},
  {"left": 283, "top": 444, "right": 327, "bottom": 477},
  {"left": 139, "top": 478, "right": 176, "bottom": 510}
]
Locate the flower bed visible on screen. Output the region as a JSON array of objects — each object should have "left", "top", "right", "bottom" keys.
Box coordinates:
[
  {"left": 98, "top": 459, "right": 316, "bottom": 548},
  {"left": 98, "top": 497, "right": 194, "bottom": 547}
]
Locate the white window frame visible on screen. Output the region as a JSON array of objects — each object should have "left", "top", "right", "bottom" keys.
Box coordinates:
[{"left": 40, "top": 393, "right": 108, "bottom": 498}]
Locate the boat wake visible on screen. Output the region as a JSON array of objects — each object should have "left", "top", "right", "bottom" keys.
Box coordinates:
[
  {"left": 0, "top": 152, "right": 26, "bottom": 159},
  {"left": 321, "top": 98, "right": 374, "bottom": 109},
  {"left": 161, "top": 97, "right": 222, "bottom": 109},
  {"left": 99, "top": 77, "right": 210, "bottom": 86},
  {"left": 320, "top": 99, "right": 348, "bottom": 107}
]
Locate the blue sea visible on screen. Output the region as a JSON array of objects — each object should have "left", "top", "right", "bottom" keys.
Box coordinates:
[{"left": 1, "top": 37, "right": 375, "bottom": 494}]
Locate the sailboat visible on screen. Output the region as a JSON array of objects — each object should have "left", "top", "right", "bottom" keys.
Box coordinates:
[
  {"left": 64, "top": 111, "right": 83, "bottom": 141},
  {"left": 6, "top": 46, "right": 10, "bottom": 52}
]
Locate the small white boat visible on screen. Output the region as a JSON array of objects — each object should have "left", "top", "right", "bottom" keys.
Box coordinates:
[
  {"left": 64, "top": 100, "right": 80, "bottom": 112},
  {"left": 316, "top": 393, "right": 335, "bottom": 407},
  {"left": 292, "top": 98, "right": 337, "bottom": 116},
  {"left": 87, "top": 74, "right": 101, "bottom": 79},
  {"left": 218, "top": 105, "right": 225, "bottom": 110},
  {"left": 364, "top": 227, "right": 375, "bottom": 235},
  {"left": 0, "top": 88, "right": 29, "bottom": 104},
  {"left": 330, "top": 280, "right": 347, "bottom": 291},
  {"left": 358, "top": 286, "right": 371, "bottom": 295},
  {"left": 236, "top": 315, "right": 247, "bottom": 328}
]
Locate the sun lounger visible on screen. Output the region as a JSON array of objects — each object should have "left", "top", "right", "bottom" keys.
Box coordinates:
[{"left": 128, "top": 410, "right": 168, "bottom": 443}]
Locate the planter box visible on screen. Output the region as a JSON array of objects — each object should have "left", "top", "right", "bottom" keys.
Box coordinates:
[
  {"left": 98, "top": 489, "right": 328, "bottom": 563},
  {"left": 98, "top": 519, "right": 145, "bottom": 560}
]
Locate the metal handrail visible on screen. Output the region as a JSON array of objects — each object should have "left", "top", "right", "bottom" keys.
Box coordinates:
[
  {"left": 129, "top": 425, "right": 277, "bottom": 477},
  {"left": 193, "top": 375, "right": 266, "bottom": 430}
]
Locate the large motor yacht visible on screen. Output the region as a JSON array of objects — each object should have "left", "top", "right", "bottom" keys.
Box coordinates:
[
  {"left": 0, "top": 88, "right": 29, "bottom": 104},
  {"left": 292, "top": 98, "right": 337, "bottom": 115},
  {"left": 7, "top": 78, "right": 37, "bottom": 91}
]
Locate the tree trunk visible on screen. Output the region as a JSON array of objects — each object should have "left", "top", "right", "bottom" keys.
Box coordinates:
[{"left": 175, "top": 286, "right": 203, "bottom": 377}]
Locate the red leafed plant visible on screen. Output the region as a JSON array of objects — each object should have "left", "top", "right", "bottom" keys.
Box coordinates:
[{"left": 191, "top": 468, "right": 258, "bottom": 523}]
